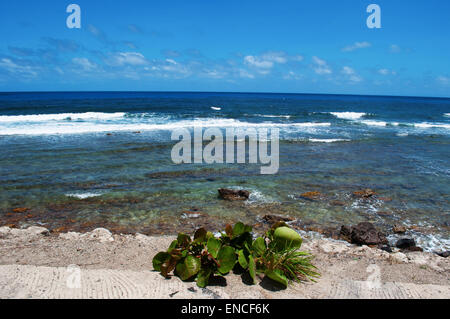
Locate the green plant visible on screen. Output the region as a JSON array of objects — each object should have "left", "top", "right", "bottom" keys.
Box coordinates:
[{"left": 152, "top": 221, "right": 319, "bottom": 288}]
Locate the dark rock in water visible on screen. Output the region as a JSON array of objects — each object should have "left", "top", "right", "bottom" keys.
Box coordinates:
[
  {"left": 262, "top": 214, "right": 294, "bottom": 224},
  {"left": 392, "top": 224, "right": 407, "bottom": 234},
  {"left": 341, "top": 222, "right": 388, "bottom": 246},
  {"left": 218, "top": 188, "right": 250, "bottom": 201},
  {"left": 330, "top": 200, "right": 345, "bottom": 206},
  {"left": 436, "top": 251, "right": 450, "bottom": 258},
  {"left": 395, "top": 238, "right": 416, "bottom": 249},
  {"left": 353, "top": 189, "right": 376, "bottom": 198},
  {"left": 379, "top": 245, "right": 393, "bottom": 253}
]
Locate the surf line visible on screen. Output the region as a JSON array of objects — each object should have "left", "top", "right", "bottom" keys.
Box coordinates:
[{"left": 170, "top": 127, "right": 279, "bottom": 174}]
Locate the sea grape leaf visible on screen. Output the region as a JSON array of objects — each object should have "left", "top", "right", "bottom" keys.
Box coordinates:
[
  {"left": 207, "top": 237, "right": 221, "bottom": 259},
  {"left": 177, "top": 233, "right": 191, "bottom": 247},
  {"left": 194, "top": 227, "right": 207, "bottom": 243},
  {"left": 167, "top": 240, "right": 178, "bottom": 253},
  {"left": 152, "top": 252, "right": 170, "bottom": 271},
  {"left": 196, "top": 268, "right": 212, "bottom": 288},
  {"left": 238, "top": 249, "right": 248, "bottom": 269},
  {"left": 217, "top": 246, "right": 236, "bottom": 274},
  {"left": 248, "top": 254, "right": 257, "bottom": 284},
  {"left": 175, "top": 256, "right": 201, "bottom": 281},
  {"left": 265, "top": 269, "right": 288, "bottom": 288},
  {"left": 161, "top": 257, "right": 178, "bottom": 278},
  {"left": 232, "top": 222, "right": 245, "bottom": 237},
  {"left": 251, "top": 237, "right": 266, "bottom": 256}
]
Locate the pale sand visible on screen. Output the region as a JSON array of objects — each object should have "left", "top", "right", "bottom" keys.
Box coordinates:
[{"left": 0, "top": 226, "right": 449, "bottom": 299}]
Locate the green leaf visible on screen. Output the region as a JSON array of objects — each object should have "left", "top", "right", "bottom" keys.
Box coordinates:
[
  {"left": 217, "top": 246, "right": 237, "bottom": 274},
  {"left": 196, "top": 268, "right": 212, "bottom": 288},
  {"left": 251, "top": 237, "right": 266, "bottom": 256},
  {"left": 207, "top": 237, "right": 221, "bottom": 259},
  {"left": 152, "top": 252, "right": 170, "bottom": 271},
  {"left": 175, "top": 255, "right": 201, "bottom": 281},
  {"left": 194, "top": 227, "right": 207, "bottom": 242},
  {"left": 248, "top": 255, "right": 257, "bottom": 284},
  {"left": 272, "top": 226, "right": 302, "bottom": 251},
  {"left": 238, "top": 249, "right": 248, "bottom": 269},
  {"left": 177, "top": 233, "right": 191, "bottom": 247},
  {"left": 232, "top": 222, "right": 245, "bottom": 237},
  {"left": 167, "top": 240, "right": 178, "bottom": 253},
  {"left": 265, "top": 269, "right": 288, "bottom": 288}
]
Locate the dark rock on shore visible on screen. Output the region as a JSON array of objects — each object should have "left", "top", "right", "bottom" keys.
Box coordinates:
[
  {"left": 436, "top": 251, "right": 450, "bottom": 258},
  {"left": 340, "top": 222, "right": 388, "bottom": 246},
  {"left": 262, "top": 214, "right": 294, "bottom": 224},
  {"left": 218, "top": 188, "right": 250, "bottom": 201},
  {"left": 379, "top": 245, "right": 393, "bottom": 253},
  {"left": 395, "top": 238, "right": 416, "bottom": 249}
]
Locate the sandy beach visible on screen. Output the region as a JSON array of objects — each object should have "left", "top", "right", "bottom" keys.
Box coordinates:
[{"left": 1, "top": 225, "right": 448, "bottom": 299}]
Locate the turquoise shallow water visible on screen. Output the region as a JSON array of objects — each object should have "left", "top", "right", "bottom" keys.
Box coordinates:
[{"left": 0, "top": 92, "right": 449, "bottom": 251}]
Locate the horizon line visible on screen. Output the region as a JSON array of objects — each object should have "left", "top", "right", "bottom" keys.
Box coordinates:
[{"left": 0, "top": 90, "right": 449, "bottom": 100}]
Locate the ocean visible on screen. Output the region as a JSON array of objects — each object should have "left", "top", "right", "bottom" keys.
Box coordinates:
[{"left": 0, "top": 91, "right": 449, "bottom": 251}]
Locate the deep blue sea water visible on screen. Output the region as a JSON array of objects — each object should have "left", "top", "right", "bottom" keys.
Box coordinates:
[{"left": 0, "top": 92, "right": 449, "bottom": 251}]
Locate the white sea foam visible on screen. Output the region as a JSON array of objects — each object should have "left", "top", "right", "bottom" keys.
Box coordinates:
[
  {"left": 308, "top": 138, "right": 351, "bottom": 143},
  {"left": 0, "top": 112, "right": 126, "bottom": 123},
  {"left": 66, "top": 192, "right": 103, "bottom": 199},
  {"left": 414, "top": 122, "right": 450, "bottom": 129},
  {"left": 0, "top": 115, "right": 331, "bottom": 136},
  {"left": 360, "top": 120, "right": 388, "bottom": 127},
  {"left": 211, "top": 106, "right": 221, "bottom": 111},
  {"left": 444, "top": 113, "right": 450, "bottom": 117},
  {"left": 330, "top": 112, "right": 367, "bottom": 120},
  {"left": 254, "top": 114, "right": 291, "bottom": 119}
]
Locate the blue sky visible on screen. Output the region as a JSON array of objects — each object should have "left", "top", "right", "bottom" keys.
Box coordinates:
[{"left": 0, "top": 0, "right": 449, "bottom": 97}]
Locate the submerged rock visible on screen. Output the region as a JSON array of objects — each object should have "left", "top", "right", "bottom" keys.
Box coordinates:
[
  {"left": 262, "top": 214, "right": 294, "bottom": 224},
  {"left": 340, "top": 222, "right": 388, "bottom": 246},
  {"left": 218, "top": 188, "right": 250, "bottom": 201},
  {"left": 353, "top": 189, "right": 376, "bottom": 198},
  {"left": 299, "top": 191, "right": 322, "bottom": 200},
  {"left": 12, "top": 207, "right": 30, "bottom": 213},
  {"left": 392, "top": 224, "right": 407, "bottom": 234}
]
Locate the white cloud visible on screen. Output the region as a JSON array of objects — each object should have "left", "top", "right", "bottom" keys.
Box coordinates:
[
  {"left": 238, "top": 69, "right": 254, "bottom": 79},
  {"left": 243, "top": 51, "right": 291, "bottom": 74},
  {"left": 342, "top": 41, "right": 371, "bottom": 52},
  {"left": 341, "top": 66, "right": 362, "bottom": 82},
  {"left": 438, "top": 76, "right": 450, "bottom": 85},
  {"left": 261, "top": 51, "right": 288, "bottom": 64},
  {"left": 378, "top": 68, "right": 396, "bottom": 76},
  {"left": 72, "top": 57, "right": 98, "bottom": 71},
  {"left": 0, "top": 58, "right": 38, "bottom": 77},
  {"left": 244, "top": 55, "right": 274, "bottom": 69},
  {"left": 165, "top": 58, "right": 177, "bottom": 65},
  {"left": 283, "top": 71, "right": 302, "bottom": 80},
  {"left": 312, "top": 56, "right": 332, "bottom": 75},
  {"left": 106, "top": 52, "right": 148, "bottom": 66}
]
